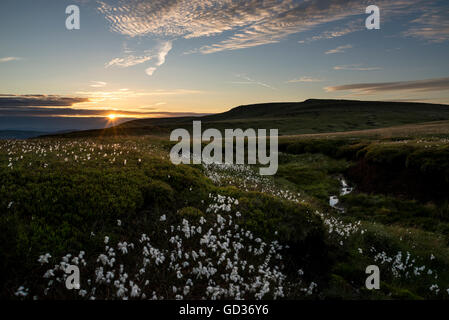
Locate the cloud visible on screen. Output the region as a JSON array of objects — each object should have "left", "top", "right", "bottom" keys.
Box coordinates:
[
  {"left": 106, "top": 40, "right": 172, "bottom": 76},
  {"left": 333, "top": 64, "right": 382, "bottom": 71},
  {"left": 231, "top": 74, "right": 275, "bottom": 89},
  {"left": 299, "top": 19, "right": 363, "bottom": 43},
  {"left": 97, "top": 0, "right": 424, "bottom": 54},
  {"left": 144, "top": 41, "right": 173, "bottom": 76},
  {"left": 76, "top": 89, "right": 202, "bottom": 100},
  {"left": 0, "top": 91, "right": 201, "bottom": 115},
  {"left": 0, "top": 107, "right": 140, "bottom": 117},
  {"left": 403, "top": 4, "right": 449, "bottom": 43},
  {"left": 90, "top": 81, "right": 107, "bottom": 88},
  {"left": 145, "top": 67, "right": 157, "bottom": 76},
  {"left": 105, "top": 54, "right": 152, "bottom": 68},
  {"left": 325, "top": 77, "right": 449, "bottom": 94},
  {"left": 325, "top": 44, "right": 352, "bottom": 54},
  {"left": 0, "top": 93, "right": 207, "bottom": 118},
  {"left": 137, "top": 102, "right": 167, "bottom": 109},
  {"left": 0, "top": 95, "right": 89, "bottom": 107},
  {"left": 0, "top": 57, "right": 22, "bottom": 63},
  {"left": 287, "top": 77, "right": 324, "bottom": 83},
  {"left": 155, "top": 41, "right": 173, "bottom": 66},
  {"left": 0, "top": 106, "right": 209, "bottom": 118}
]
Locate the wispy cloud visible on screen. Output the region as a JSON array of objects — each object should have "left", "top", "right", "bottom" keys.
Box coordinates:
[
  {"left": 105, "top": 54, "right": 152, "bottom": 68},
  {"left": 0, "top": 106, "right": 209, "bottom": 118},
  {"left": 90, "top": 81, "right": 107, "bottom": 88},
  {"left": 287, "top": 77, "right": 324, "bottom": 83},
  {"left": 97, "top": 0, "right": 423, "bottom": 54},
  {"left": 138, "top": 102, "right": 167, "bottom": 109},
  {"left": 325, "top": 77, "right": 449, "bottom": 94},
  {"left": 155, "top": 41, "right": 173, "bottom": 66},
  {"left": 105, "top": 40, "right": 172, "bottom": 76},
  {"left": 325, "top": 44, "right": 352, "bottom": 54},
  {"left": 76, "top": 89, "right": 203, "bottom": 100},
  {"left": 0, "top": 95, "right": 88, "bottom": 107},
  {"left": 231, "top": 74, "right": 275, "bottom": 89},
  {"left": 299, "top": 19, "right": 363, "bottom": 43},
  {"left": 333, "top": 64, "right": 382, "bottom": 71},
  {"left": 145, "top": 67, "right": 157, "bottom": 76},
  {"left": 145, "top": 40, "right": 173, "bottom": 76},
  {"left": 403, "top": 4, "right": 449, "bottom": 43},
  {"left": 0, "top": 93, "right": 206, "bottom": 118},
  {"left": 0, "top": 57, "right": 22, "bottom": 63}
]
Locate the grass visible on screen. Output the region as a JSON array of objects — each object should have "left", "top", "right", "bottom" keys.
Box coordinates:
[
  {"left": 1, "top": 103, "right": 449, "bottom": 299},
  {"left": 340, "top": 193, "right": 449, "bottom": 236},
  {"left": 273, "top": 134, "right": 449, "bottom": 299},
  {"left": 0, "top": 137, "right": 327, "bottom": 299},
  {"left": 276, "top": 153, "right": 350, "bottom": 204}
]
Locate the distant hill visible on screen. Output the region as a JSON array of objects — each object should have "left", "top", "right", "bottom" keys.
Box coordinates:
[{"left": 47, "top": 99, "right": 449, "bottom": 137}]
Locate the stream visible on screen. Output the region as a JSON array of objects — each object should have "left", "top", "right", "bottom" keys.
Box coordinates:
[{"left": 329, "top": 176, "right": 353, "bottom": 212}]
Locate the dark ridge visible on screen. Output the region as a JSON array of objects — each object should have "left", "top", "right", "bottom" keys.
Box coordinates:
[{"left": 42, "top": 99, "right": 449, "bottom": 138}]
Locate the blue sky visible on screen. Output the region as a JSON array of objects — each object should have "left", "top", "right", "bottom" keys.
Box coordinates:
[{"left": 0, "top": 0, "right": 448, "bottom": 130}]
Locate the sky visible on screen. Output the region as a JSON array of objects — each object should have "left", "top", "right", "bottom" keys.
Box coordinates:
[{"left": 0, "top": 0, "right": 448, "bottom": 131}]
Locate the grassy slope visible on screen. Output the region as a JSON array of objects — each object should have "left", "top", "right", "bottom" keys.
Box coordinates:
[
  {"left": 275, "top": 138, "right": 449, "bottom": 299},
  {"left": 2, "top": 99, "right": 449, "bottom": 300},
  {"left": 282, "top": 120, "right": 449, "bottom": 140},
  {"left": 2, "top": 131, "right": 447, "bottom": 299},
  {"left": 47, "top": 99, "right": 449, "bottom": 138}
]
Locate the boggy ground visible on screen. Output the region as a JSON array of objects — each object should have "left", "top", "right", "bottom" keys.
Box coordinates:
[{"left": 0, "top": 130, "right": 448, "bottom": 300}]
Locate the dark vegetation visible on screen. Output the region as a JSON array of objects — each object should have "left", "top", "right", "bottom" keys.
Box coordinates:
[
  {"left": 0, "top": 145, "right": 327, "bottom": 298},
  {"left": 276, "top": 136, "right": 449, "bottom": 299},
  {"left": 280, "top": 137, "right": 449, "bottom": 202},
  {"left": 2, "top": 99, "right": 449, "bottom": 299}
]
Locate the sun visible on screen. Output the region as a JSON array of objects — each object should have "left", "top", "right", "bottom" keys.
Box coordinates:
[{"left": 108, "top": 114, "right": 117, "bottom": 120}]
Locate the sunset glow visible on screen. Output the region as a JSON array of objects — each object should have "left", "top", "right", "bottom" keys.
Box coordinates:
[{"left": 0, "top": 0, "right": 448, "bottom": 132}]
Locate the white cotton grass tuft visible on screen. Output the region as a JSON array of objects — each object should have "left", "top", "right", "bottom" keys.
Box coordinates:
[
  {"left": 3, "top": 138, "right": 448, "bottom": 300},
  {"left": 38, "top": 253, "right": 52, "bottom": 265},
  {"left": 15, "top": 286, "right": 29, "bottom": 297},
  {"left": 21, "top": 193, "right": 322, "bottom": 300}
]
